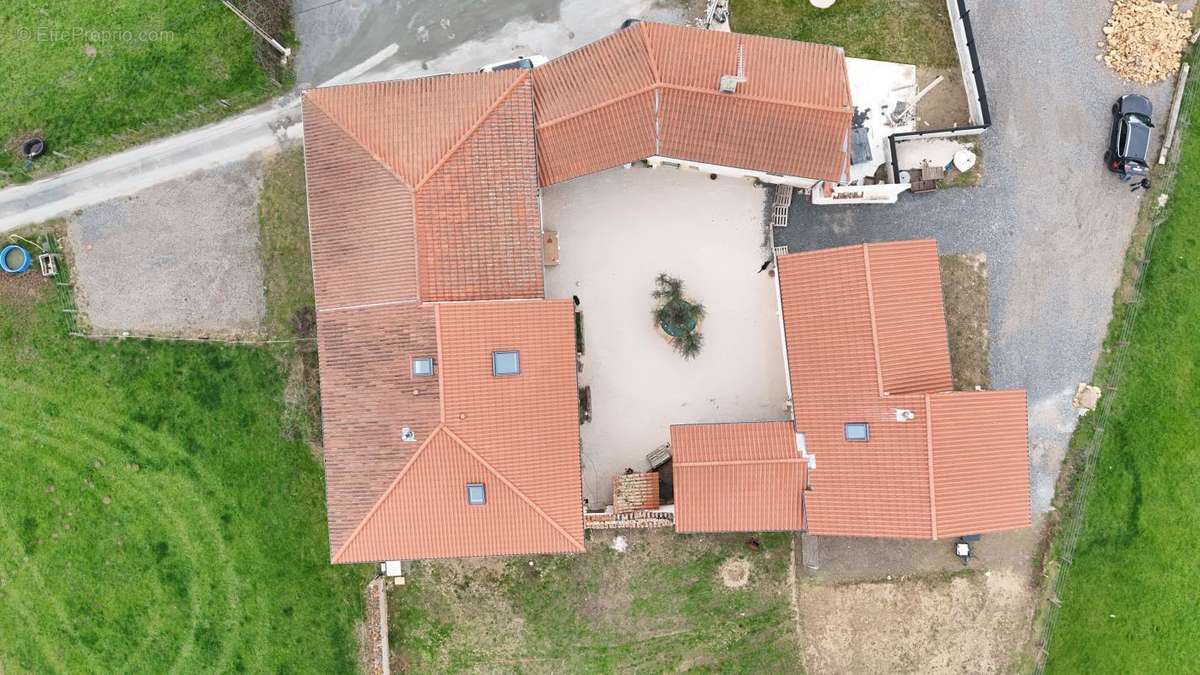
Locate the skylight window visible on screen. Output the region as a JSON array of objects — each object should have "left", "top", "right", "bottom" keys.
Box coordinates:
[
  {"left": 412, "top": 357, "right": 434, "bottom": 377},
  {"left": 492, "top": 351, "right": 520, "bottom": 376},
  {"left": 466, "top": 483, "right": 486, "bottom": 505},
  {"left": 844, "top": 423, "right": 869, "bottom": 442}
]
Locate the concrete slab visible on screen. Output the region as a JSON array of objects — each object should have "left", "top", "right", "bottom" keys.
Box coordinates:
[{"left": 542, "top": 165, "right": 789, "bottom": 506}]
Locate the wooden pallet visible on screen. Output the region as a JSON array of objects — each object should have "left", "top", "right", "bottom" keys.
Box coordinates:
[{"left": 771, "top": 185, "right": 793, "bottom": 228}]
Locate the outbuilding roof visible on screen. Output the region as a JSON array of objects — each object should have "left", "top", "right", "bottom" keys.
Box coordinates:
[
  {"left": 672, "top": 242, "right": 1029, "bottom": 538},
  {"left": 672, "top": 421, "right": 807, "bottom": 533},
  {"left": 777, "top": 241, "right": 1030, "bottom": 539}
]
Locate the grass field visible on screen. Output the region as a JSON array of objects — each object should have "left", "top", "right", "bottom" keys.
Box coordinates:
[
  {"left": 389, "top": 530, "right": 801, "bottom": 673},
  {"left": 0, "top": 251, "right": 366, "bottom": 673},
  {"left": 1043, "top": 81, "right": 1200, "bottom": 672},
  {"left": 730, "top": 0, "right": 958, "bottom": 67},
  {"left": 0, "top": 1, "right": 286, "bottom": 184}
]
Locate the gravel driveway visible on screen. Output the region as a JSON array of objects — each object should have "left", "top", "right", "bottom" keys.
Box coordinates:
[
  {"left": 68, "top": 161, "right": 267, "bottom": 336},
  {"left": 775, "top": 0, "right": 1193, "bottom": 513}
]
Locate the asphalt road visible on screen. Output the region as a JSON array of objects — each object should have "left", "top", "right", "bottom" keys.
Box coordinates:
[
  {"left": 775, "top": 0, "right": 1193, "bottom": 513},
  {"left": 0, "top": 0, "right": 699, "bottom": 233}
]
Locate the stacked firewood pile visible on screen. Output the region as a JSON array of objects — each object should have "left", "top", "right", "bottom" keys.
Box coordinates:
[{"left": 1100, "top": 0, "right": 1193, "bottom": 84}]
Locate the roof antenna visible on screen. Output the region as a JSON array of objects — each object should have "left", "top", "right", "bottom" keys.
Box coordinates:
[{"left": 719, "top": 43, "right": 747, "bottom": 94}]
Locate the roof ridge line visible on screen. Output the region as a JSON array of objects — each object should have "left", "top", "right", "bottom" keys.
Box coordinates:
[
  {"left": 330, "top": 425, "right": 447, "bottom": 563},
  {"left": 659, "top": 83, "right": 852, "bottom": 115},
  {"left": 676, "top": 458, "right": 806, "bottom": 467},
  {"left": 861, "top": 244, "right": 886, "bottom": 397},
  {"left": 434, "top": 305, "right": 447, "bottom": 423},
  {"left": 413, "top": 72, "right": 531, "bottom": 191},
  {"left": 316, "top": 297, "right": 420, "bottom": 313},
  {"left": 303, "top": 92, "right": 417, "bottom": 189},
  {"left": 924, "top": 394, "right": 938, "bottom": 539},
  {"left": 637, "top": 22, "right": 662, "bottom": 84},
  {"left": 535, "top": 83, "right": 659, "bottom": 131},
  {"left": 440, "top": 426, "right": 585, "bottom": 551}
]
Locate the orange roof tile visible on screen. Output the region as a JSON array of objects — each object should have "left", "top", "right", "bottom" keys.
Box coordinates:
[
  {"left": 775, "top": 241, "right": 1030, "bottom": 539},
  {"left": 329, "top": 299, "right": 584, "bottom": 563},
  {"left": 303, "top": 99, "right": 419, "bottom": 310},
  {"left": 532, "top": 22, "right": 853, "bottom": 186},
  {"left": 413, "top": 78, "right": 543, "bottom": 302},
  {"left": 928, "top": 390, "right": 1031, "bottom": 538},
  {"left": 316, "top": 303, "right": 440, "bottom": 551},
  {"left": 304, "top": 71, "right": 543, "bottom": 307},
  {"left": 672, "top": 421, "right": 806, "bottom": 533}
]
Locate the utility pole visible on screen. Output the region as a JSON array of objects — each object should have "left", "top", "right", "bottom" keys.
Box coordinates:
[{"left": 220, "top": 0, "right": 292, "bottom": 65}]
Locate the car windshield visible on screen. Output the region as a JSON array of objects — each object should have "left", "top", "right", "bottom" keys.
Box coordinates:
[
  {"left": 493, "top": 58, "right": 532, "bottom": 71},
  {"left": 1123, "top": 119, "right": 1151, "bottom": 159}
]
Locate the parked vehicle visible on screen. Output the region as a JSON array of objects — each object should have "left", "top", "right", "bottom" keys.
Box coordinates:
[
  {"left": 620, "top": 18, "right": 642, "bottom": 29},
  {"left": 479, "top": 55, "right": 548, "bottom": 72},
  {"left": 1105, "top": 94, "right": 1154, "bottom": 179}
]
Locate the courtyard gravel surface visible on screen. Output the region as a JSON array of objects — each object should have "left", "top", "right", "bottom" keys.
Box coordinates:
[
  {"left": 68, "top": 161, "right": 267, "bottom": 336},
  {"left": 776, "top": 0, "right": 1194, "bottom": 513}
]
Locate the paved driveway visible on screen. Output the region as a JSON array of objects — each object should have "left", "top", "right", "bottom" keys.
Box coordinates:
[{"left": 775, "top": 0, "right": 1192, "bottom": 512}]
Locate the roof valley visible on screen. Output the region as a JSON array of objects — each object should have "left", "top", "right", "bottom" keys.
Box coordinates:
[{"left": 414, "top": 73, "right": 532, "bottom": 191}]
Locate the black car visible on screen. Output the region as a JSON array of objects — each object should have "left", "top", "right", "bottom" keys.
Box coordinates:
[{"left": 1105, "top": 94, "right": 1154, "bottom": 178}]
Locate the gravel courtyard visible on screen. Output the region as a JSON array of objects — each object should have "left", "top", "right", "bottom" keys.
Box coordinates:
[
  {"left": 775, "top": 0, "right": 1194, "bottom": 514},
  {"left": 542, "top": 165, "right": 788, "bottom": 506},
  {"left": 68, "top": 161, "right": 267, "bottom": 336}
]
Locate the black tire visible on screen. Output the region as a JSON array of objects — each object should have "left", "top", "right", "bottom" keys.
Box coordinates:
[{"left": 21, "top": 138, "right": 45, "bottom": 160}]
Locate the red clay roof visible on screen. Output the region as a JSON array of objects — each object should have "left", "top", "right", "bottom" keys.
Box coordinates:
[
  {"left": 328, "top": 299, "right": 584, "bottom": 563},
  {"left": 303, "top": 71, "right": 543, "bottom": 308},
  {"left": 776, "top": 241, "right": 1030, "bottom": 539},
  {"left": 532, "top": 22, "right": 852, "bottom": 186},
  {"left": 672, "top": 421, "right": 806, "bottom": 533}
]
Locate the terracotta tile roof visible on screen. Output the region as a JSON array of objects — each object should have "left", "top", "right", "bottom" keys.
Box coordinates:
[
  {"left": 304, "top": 72, "right": 523, "bottom": 186},
  {"left": 672, "top": 421, "right": 806, "bottom": 533},
  {"left": 775, "top": 241, "right": 1030, "bottom": 539},
  {"left": 413, "top": 79, "right": 543, "bottom": 302},
  {"left": 303, "top": 71, "right": 542, "bottom": 307},
  {"left": 928, "top": 390, "right": 1031, "bottom": 538},
  {"left": 532, "top": 22, "right": 853, "bottom": 186},
  {"left": 302, "top": 100, "right": 418, "bottom": 310},
  {"left": 330, "top": 299, "right": 584, "bottom": 563},
  {"left": 316, "top": 303, "right": 440, "bottom": 551}
]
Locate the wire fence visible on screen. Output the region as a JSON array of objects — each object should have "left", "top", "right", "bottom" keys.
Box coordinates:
[{"left": 1031, "top": 55, "right": 1200, "bottom": 674}]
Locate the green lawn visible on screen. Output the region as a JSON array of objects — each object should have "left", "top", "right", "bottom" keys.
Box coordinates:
[
  {"left": 0, "top": 1, "right": 286, "bottom": 184},
  {"left": 730, "top": 0, "right": 958, "bottom": 67},
  {"left": 389, "top": 530, "right": 801, "bottom": 673},
  {"left": 0, "top": 260, "right": 366, "bottom": 672},
  {"left": 1044, "top": 86, "right": 1200, "bottom": 672}
]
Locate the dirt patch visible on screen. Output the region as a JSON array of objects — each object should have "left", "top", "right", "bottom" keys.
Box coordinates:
[
  {"left": 798, "top": 569, "right": 1036, "bottom": 674},
  {"left": 0, "top": 266, "right": 48, "bottom": 309},
  {"left": 357, "top": 578, "right": 384, "bottom": 675},
  {"left": 719, "top": 558, "right": 752, "bottom": 588},
  {"left": 940, "top": 253, "right": 990, "bottom": 390},
  {"left": 915, "top": 67, "right": 971, "bottom": 129}
]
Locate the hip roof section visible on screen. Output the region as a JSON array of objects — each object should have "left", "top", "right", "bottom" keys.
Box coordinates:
[
  {"left": 328, "top": 299, "right": 585, "bottom": 563},
  {"left": 303, "top": 71, "right": 543, "bottom": 308}
]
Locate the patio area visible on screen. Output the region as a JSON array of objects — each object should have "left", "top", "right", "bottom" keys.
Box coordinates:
[{"left": 542, "top": 165, "right": 790, "bottom": 506}]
